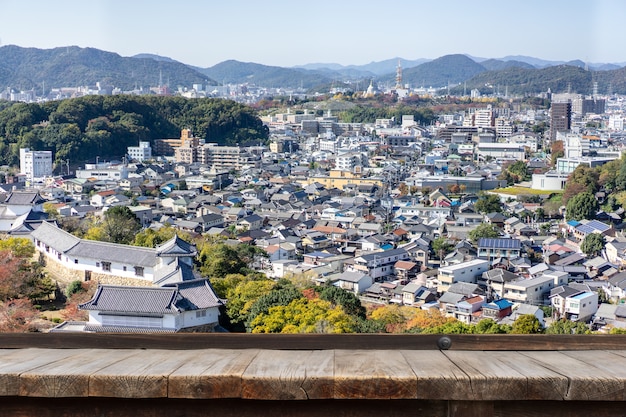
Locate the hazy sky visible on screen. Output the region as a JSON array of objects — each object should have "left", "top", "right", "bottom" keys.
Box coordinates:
[{"left": 1, "top": 0, "right": 625, "bottom": 67}]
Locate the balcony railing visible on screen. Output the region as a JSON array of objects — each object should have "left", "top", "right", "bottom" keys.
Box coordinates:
[{"left": 2, "top": 333, "right": 626, "bottom": 417}]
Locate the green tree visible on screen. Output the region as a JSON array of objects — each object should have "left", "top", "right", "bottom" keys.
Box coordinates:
[
  {"left": 317, "top": 285, "right": 366, "bottom": 319},
  {"left": 246, "top": 285, "right": 303, "bottom": 330},
  {"left": 102, "top": 206, "right": 141, "bottom": 244},
  {"left": 511, "top": 314, "right": 543, "bottom": 334},
  {"left": 474, "top": 318, "right": 511, "bottom": 334},
  {"left": 432, "top": 237, "right": 454, "bottom": 262},
  {"left": 474, "top": 193, "right": 503, "bottom": 214},
  {"left": 468, "top": 223, "right": 500, "bottom": 243},
  {"left": 226, "top": 279, "right": 276, "bottom": 330},
  {"left": 197, "top": 243, "right": 247, "bottom": 278},
  {"left": 565, "top": 192, "right": 599, "bottom": 221},
  {"left": 580, "top": 233, "right": 605, "bottom": 257},
  {"left": 545, "top": 319, "right": 591, "bottom": 334}
]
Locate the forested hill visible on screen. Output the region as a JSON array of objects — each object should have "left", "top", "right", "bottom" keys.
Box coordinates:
[
  {"left": 0, "top": 95, "right": 268, "bottom": 166},
  {"left": 0, "top": 45, "right": 217, "bottom": 91}
]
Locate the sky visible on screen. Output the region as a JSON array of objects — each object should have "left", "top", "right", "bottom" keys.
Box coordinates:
[{"left": 1, "top": 0, "right": 626, "bottom": 68}]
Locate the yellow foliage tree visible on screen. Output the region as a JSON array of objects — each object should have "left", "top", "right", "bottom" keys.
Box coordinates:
[
  {"left": 226, "top": 279, "right": 276, "bottom": 326},
  {"left": 405, "top": 308, "right": 455, "bottom": 332},
  {"left": 250, "top": 298, "right": 355, "bottom": 334}
]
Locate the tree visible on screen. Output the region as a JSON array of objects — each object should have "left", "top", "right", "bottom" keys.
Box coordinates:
[
  {"left": 511, "top": 314, "right": 543, "bottom": 334},
  {"left": 250, "top": 298, "right": 355, "bottom": 334},
  {"left": 432, "top": 237, "right": 454, "bottom": 262},
  {"left": 545, "top": 319, "right": 591, "bottom": 334},
  {"left": 226, "top": 279, "right": 276, "bottom": 329},
  {"left": 102, "top": 206, "right": 141, "bottom": 244},
  {"left": 197, "top": 243, "right": 248, "bottom": 278},
  {"left": 0, "top": 299, "right": 40, "bottom": 332},
  {"left": 580, "top": 233, "right": 605, "bottom": 257},
  {"left": 474, "top": 193, "right": 502, "bottom": 214},
  {"left": 565, "top": 192, "right": 599, "bottom": 221},
  {"left": 468, "top": 223, "right": 500, "bottom": 243},
  {"left": 317, "top": 285, "right": 366, "bottom": 319}
]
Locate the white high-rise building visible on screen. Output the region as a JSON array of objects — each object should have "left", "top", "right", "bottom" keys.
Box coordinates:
[
  {"left": 20, "top": 148, "right": 53, "bottom": 181},
  {"left": 127, "top": 141, "right": 152, "bottom": 162}
]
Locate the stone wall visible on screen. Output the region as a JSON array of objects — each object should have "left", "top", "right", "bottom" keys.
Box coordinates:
[{"left": 40, "top": 255, "right": 155, "bottom": 288}]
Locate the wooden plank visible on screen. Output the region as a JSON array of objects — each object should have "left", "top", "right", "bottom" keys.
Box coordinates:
[
  {"left": 334, "top": 349, "right": 416, "bottom": 399},
  {"left": 443, "top": 351, "right": 568, "bottom": 401},
  {"left": 168, "top": 349, "right": 258, "bottom": 399},
  {"left": 560, "top": 350, "right": 626, "bottom": 400},
  {"left": 0, "top": 348, "right": 77, "bottom": 396},
  {"left": 241, "top": 350, "right": 334, "bottom": 400},
  {"left": 401, "top": 350, "right": 471, "bottom": 400},
  {"left": 19, "top": 349, "right": 139, "bottom": 397},
  {"left": 88, "top": 349, "right": 199, "bottom": 398},
  {"left": 520, "top": 351, "right": 626, "bottom": 401},
  {"left": 4, "top": 333, "right": 626, "bottom": 351}
]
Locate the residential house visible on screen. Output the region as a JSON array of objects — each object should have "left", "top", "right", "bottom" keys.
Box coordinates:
[
  {"left": 401, "top": 282, "right": 436, "bottom": 305},
  {"left": 550, "top": 285, "right": 599, "bottom": 322},
  {"left": 237, "top": 214, "right": 264, "bottom": 231},
  {"left": 503, "top": 271, "right": 568, "bottom": 305},
  {"left": 453, "top": 295, "right": 486, "bottom": 324},
  {"left": 437, "top": 259, "right": 490, "bottom": 293},
  {"left": 481, "top": 299, "right": 513, "bottom": 320},
  {"left": 477, "top": 238, "right": 522, "bottom": 260},
  {"left": 394, "top": 260, "right": 420, "bottom": 283},
  {"left": 334, "top": 271, "right": 373, "bottom": 295},
  {"left": 348, "top": 248, "right": 410, "bottom": 282}
]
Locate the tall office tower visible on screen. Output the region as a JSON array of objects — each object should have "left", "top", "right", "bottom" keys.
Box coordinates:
[{"left": 550, "top": 101, "right": 571, "bottom": 141}]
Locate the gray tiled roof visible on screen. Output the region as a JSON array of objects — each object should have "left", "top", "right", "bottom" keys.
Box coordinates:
[
  {"left": 5, "top": 191, "right": 45, "bottom": 205},
  {"left": 156, "top": 235, "right": 197, "bottom": 257},
  {"left": 80, "top": 285, "right": 178, "bottom": 315},
  {"left": 66, "top": 240, "right": 157, "bottom": 267},
  {"left": 31, "top": 221, "right": 80, "bottom": 252},
  {"left": 153, "top": 258, "right": 197, "bottom": 285},
  {"left": 173, "top": 279, "right": 223, "bottom": 309}
]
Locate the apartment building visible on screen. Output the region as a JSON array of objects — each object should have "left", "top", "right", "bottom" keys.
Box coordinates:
[
  {"left": 19, "top": 148, "right": 53, "bottom": 181},
  {"left": 437, "top": 259, "right": 490, "bottom": 293}
]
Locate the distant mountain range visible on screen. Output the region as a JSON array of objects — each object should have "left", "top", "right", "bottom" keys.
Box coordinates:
[{"left": 1, "top": 45, "right": 626, "bottom": 95}]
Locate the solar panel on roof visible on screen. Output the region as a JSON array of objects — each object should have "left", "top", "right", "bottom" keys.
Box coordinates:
[{"left": 478, "top": 238, "right": 521, "bottom": 249}]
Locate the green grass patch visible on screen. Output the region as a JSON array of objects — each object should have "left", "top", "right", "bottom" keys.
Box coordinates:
[{"left": 495, "top": 186, "right": 561, "bottom": 196}]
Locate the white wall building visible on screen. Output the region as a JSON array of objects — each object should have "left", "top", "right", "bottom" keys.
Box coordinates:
[
  {"left": 437, "top": 259, "right": 490, "bottom": 293},
  {"left": 127, "top": 141, "right": 152, "bottom": 162},
  {"left": 19, "top": 148, "right": 53, "bottom": 181}
]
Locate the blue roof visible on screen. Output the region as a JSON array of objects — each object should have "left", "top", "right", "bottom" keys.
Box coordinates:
[
  {"left": 487, "top": 299, "right": 513, "bottom": 310},
  {"left": 567, "top": 220, "right": 581, "bottom": 227}
]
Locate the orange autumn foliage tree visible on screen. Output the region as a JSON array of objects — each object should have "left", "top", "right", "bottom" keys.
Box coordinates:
[{"left": 405, "top": 308, "right": 456, "bottom": 332}]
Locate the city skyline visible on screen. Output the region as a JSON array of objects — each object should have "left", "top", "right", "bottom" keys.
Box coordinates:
[{"left": 1, "top": 0, "right": 626, "bottom": 68}]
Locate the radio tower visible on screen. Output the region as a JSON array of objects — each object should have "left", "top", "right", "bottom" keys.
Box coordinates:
[{"left": 395, "top": 59, "right": 403, "bottom": 90}]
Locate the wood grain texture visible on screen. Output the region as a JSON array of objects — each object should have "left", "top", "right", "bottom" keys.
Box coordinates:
[
  {"left": 520, "top": 351, "right": 626, "bottom": 401},
  {"left": 0, "top": 348, "right": 77, "bottom": 396},
  {"left": 241, "top": 350, "right": 334, "bottom": 400},
  {"left": 334, "top": 349, "right": 416, "bottom": 399},
  {"left": 443, "top": 351, "right": 568, "bottom": 401},
  {"left": 401, "top": 349, "right": 471, "bottom": 400},
  {"left": 168, "top": 349, "right": 258, "bottom": 399},
  {"left": 19, "top": 349, "right": 139, "bottom": 397},
  {"left": 88, "top": 349, "right": 199, "bottom": 398},
  {"left": 5, "top": 333, "right": 626, "bottom": 350}
]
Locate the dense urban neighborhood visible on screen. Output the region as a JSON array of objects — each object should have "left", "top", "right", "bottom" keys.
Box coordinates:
[{"left": 2, "top": 54, "right": 626, "bottom": 335}]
